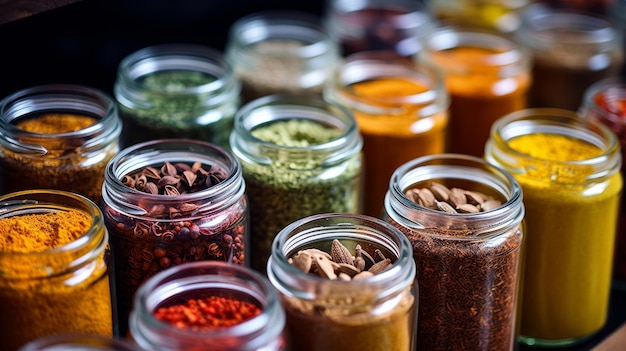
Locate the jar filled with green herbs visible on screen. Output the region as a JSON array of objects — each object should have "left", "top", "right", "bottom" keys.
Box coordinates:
[
  {"left": 114, "top": 43, "right": 241, "bottom": 148},
  {"left": 229, "top": 95, "right": 363, "bottom": 272}
]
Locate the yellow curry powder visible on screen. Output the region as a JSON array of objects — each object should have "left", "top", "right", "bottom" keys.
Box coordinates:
[
  {"left": 508, "top": 133, "right": 622, "bottom": 340},
  {"left": 0, "top": 210, "right": 113, "bottom": 351},
  {"left": 349, "top": 77, "right": 448, "bottom": 216}
]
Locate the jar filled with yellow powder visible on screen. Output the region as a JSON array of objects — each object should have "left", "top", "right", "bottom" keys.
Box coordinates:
[
  {"left": 485, "top": 108, "right": 622, "bottom": 347},
  {"left": 0, "top": 190, "right": 113, "bottom": 351}
]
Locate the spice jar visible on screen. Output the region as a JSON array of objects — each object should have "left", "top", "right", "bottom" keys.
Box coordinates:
[
  {"left": 0, "top": 84, "right": 122, "bottom": 203},
  {"left": 114, "top": 43, "right": 241, "bottom": 148},
  {"left": 0, "top": 190, "right": 113, "bottom": 351},
  {"left": 101, "top": 139, "right": 249, "bottom": 337},
  {"left": 515, "top": 3, "right": 624, "bottom": 110},
  {"left": 266, "top": 213, "right": 418, "bottom": 351},
  {"left": 485, "top": 108, "right": 622, "bottom": 347},
  {"left": 322, "top": 0, "right": 434, "bottom": 57},
  {"left": 382, "top": 154, "right": 525, "bottom": 351},
  {"left": 224, "top": 11, "right": 339, "bottom": 104},
  {"left": 129, "top": 261, "right": 286, "bottom": 351},
  {"left": 19, "top": 334, "right": 139, "bottom": 351},
  {"left": 229, "top": 95, "right": 363, "bottom": 272},
  {"left": 580, "top": 77, "right": 626, "bottom": 289},
  {"left": 416, "top": 26, "right": 532, "bottom": 157},
  {"left": 324, "top": 51, "right": 449, "bottom": 216},
  {"left": 427, "top": 0, "right": 531, "bottom": 33}
]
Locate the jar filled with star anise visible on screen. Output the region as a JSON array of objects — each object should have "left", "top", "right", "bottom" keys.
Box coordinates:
[{"left": 100, "top": 139, "right": 249, "bottom": 337}]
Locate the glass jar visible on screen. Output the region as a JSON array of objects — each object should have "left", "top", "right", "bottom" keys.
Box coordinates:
[
  {"left": 130, "top": 261, "right": 286, "bottom": 351},
  {"left": 416, "top": 26, "right": 532, "bottom": 157},
  {"left": 485, "top": 108, "right": 622, "bottom": 347},
  {"left": 224, "top": 11, "right": 339, "bottom": 104},
  {"left": 0, "top": 84, "right": 122, "bottom": 202},
  {"left": 229, "top": 95, "right": 363, "bottom": 272},
  {"left": 19, "top": 334, "right": 139, "bottom": 351},
  {"left": 114, "top": 43, "right": 241, "bottom": 148},
  {"left": 580, "top": 77, "right": 626, "bottom": 289},
  {"left": 382, "top": 154, "right": 525, "bottom": 351},
  {"left": 322, "top": 0, "right": 434, "bottom": 57},
  {"left": 0, "top": 190, "right": 113, "bottom": 351},
  {"left": 515, "top": 3, "right": 624, "bottom": 110},
  {"left": 324, "top": 51, "right": 449, "bottom": 216},
  {"left": 427, "top": 0, "right": 531, "bottom": 33},
  {"left": 101, "top": 139, "right": 249, "bottom": 337},
  {"left": 266, "top": 213, "right": 418, "bottom": 351},
  {"left": 610, "top": 0, "right": 626, "bottom": 78}
]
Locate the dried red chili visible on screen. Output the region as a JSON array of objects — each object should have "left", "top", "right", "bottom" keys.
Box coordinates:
[
  {"left": 594, "top": 90, "right": 626, "bottom": 118},
  {"left": 154, "top": 296, "right": 262, "bottom": 331}
]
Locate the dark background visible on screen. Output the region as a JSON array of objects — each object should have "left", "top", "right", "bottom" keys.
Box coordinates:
[{"left": 0, "top": 0, "right": 624, "bottom": 350}]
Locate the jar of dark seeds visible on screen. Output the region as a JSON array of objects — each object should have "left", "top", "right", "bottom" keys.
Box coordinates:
[
  {"left": 229, "top": 95, "right": 364, "bottom": 272},
  {"left": 100, "top": 139, "right": 249, "bottom": 337},
  {"left": 224, "top": 11, "right": 339, "bottom": 104},
  {"left": 382, "top": 154, "right": 525, "bottom": 351},
  {"left": 114, "top": 43, "right": 241, "bottom": 148},
  {"left": 0, "top": 84, "right": 122, "bottom": 203},
  {"left": 266, "top": 213, "right": 418, "bottom": 351}
]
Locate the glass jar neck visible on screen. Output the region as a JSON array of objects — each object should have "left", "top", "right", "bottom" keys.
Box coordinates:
[{"left": 0, "top": 84, "right": 121, "bottom": 156}]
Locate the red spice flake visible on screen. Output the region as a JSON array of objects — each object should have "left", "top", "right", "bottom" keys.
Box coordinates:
[
  {"left": 154, "top": 296, "right": 261, "bottom": 331},
  {"left": 594, "top": 90, "right": 626, "bottom": 118}
]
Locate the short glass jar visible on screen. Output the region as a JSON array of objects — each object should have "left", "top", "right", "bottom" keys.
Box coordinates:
[
  {"left": 266, "top": 213, "right": 417, "bottom": 351},
  {"left": 224, "top": 11, "right": 339, "bottom": 104},
  {"left": 19, "top": 334, "right": 138, "bottom": 351},
  {"left": 416, "top": 26, "right": 532, "bottom": 157},
  {"left": 515, "top": 3, "right": 624, "bottom": 110},
  {"left": 427, "top": 0, "right": 531, "bottom": 33},
  {"left": 580, "top": 77, "right": 626, "bottom": 289},
  {"left": 382, "top": 154, "right": 525, "bottom": 351},
  {"left": 101, "top": 139, "right": 249, "bottom": 337},
  {"left": 114, "top": 43, "right": 241, "bottom": 148},
  {"left": 0, "top": 84, "right": 122, "bottom": 203},
  {"left": 485, "top": 108, "right": 622, "bottom": 347},
  {"left": 324, "top": 51, "right": 449, "bottom": 216},
  {"left": 0, "top": 190, "right": 113, "bottom": 351},
  {"left": 130, "top": 261, "right": 286, "bottom": 351},
  {"left": 322, "top": 0, "right": 433, "bottom": 57},
  {"left": 229, "top": 95, "right": 363, "bottom": 272}
]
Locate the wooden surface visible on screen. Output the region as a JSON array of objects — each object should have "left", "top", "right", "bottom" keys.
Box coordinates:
[{"left": 593, "top": 322, "right": 626, "bottom": 351}]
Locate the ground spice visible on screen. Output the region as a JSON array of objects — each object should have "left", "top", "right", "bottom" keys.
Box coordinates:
[
  {"left": 154, "top": 296, "right": 262, "bottom": 331},
  {"left": 0, "top": 209, "right": 112, "bottom": 351}
]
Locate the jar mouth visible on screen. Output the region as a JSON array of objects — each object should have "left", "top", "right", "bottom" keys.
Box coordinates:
[{"left": 582, "top": 77, "right": 626, "bottom": 127}]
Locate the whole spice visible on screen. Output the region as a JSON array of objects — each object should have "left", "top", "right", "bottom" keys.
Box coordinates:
[{"left": 0, "top": 192, "right": 113, "bottom": 351}]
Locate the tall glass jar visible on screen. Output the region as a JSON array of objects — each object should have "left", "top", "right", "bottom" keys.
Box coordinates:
[
  {"left": 427, "top": 0, "right": 531, "bottom": 33},
  {"left": 322, "top": 0, "right": 434, "bottom": 57},
  {"left": 580, "top": 77, "right": 626, "bottom": 289},
  {"left": 101, "top": 139, "right": 249, "bottom": 337},
  {"left": 266, "top": 213, "right": 418, "bottom": 351},
  {"left": 19, "top": 334, "right": 138, "bottom": 351},
  {"left": 324, "top": 51, "right": 449, "bottom": 216},
  {"left": 416, "top": 26, "right": 532, "bottom": 157},
  {"left": 224, "top": 11, "right": 339, "bottom": 104},
  {"left": 114, "top": 43, "right": 241, "bottom": 148},
  {"left": 382, "top": 154, "right": 525, "bottom": 351},
  {"left": 485, "top": 108, "right": 622, "bottom": 347},
  {"left": 0, "top": 84, "right": 122, "bottom": 202},
  {"left": 0, "top": 190, "right": 113, "bottom": 351},
  {"left": 515, "top": 3, "right": 624, "bottom": 110},
  {"left": 130, "top": 261, "right": 286, "bottom": 351},
  {"left": 229, "top": 95, "right": 363, "bottom": 272}
]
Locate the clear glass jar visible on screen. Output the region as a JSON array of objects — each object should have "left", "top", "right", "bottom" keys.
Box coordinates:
[
  {"left": 0, "top": 84, "right": 122, "bottom": 203},
  {"left": 580, "top": 77, "right": 626, "bottom": 289},
  {"left": 427, "top": 0, "right": 531, "bottom": 33},
  {"left": 324, "top": 51, "right": 449, "bottom": 216},
  {"left": 114, "top": 43, "right": 241, "bottom": 148},
  {"left": 19, "top": 334, "right": 139, "bottom": 351},
  {"left": 130, "top": 261, "right": 286, "bottom": 351},
  {"left": 101, "top": 139, "right": 249, "bottom": 337},
  {"left": 515, "top": 3, "right": 624, "bottom": 110},
  {"left": 382, "top": 154, "right": 525, "bottom": 351},
  {"left": 322, "top": 0, "right": 434, "bottom": 57},
  {"left": 0, "top": 190, "right": 113, "bottom": 351},
  {"left": 229, "top": 95, "right": 363, "bottom": 272},
  {"left": 266, "top": 213, "right": 418, "bottom": 351},
  {"left": 610, "top": 0, "right": 626, "bottom": 78},
  {"left": 485, "top": 108, "right": 622, "bottom": 347},
  {"left": 416, "top": 26, "right": 532, "bottom": 157},
  {"left": 224, "top": 11, "right": 339, "bottom": 104}
]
